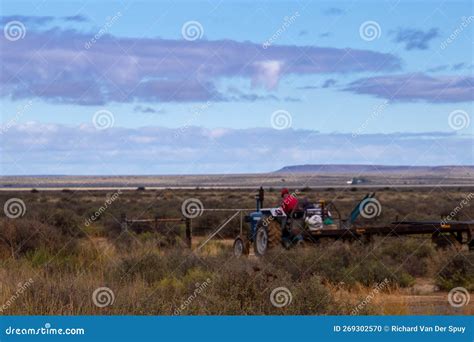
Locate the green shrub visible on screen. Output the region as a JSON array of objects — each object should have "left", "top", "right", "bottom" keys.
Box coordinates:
[
  {"left": 348, "top": 260, "right": 414, "bottom": 288},
  {"left": 436, "top": 252, "right": 474, "bottom": 291},
  {"left": 38, "top": 208, "right": 84, "bottom": 237},
  {"left": 291, "top": 275, "right": 337, "bottom": 314},
  {"left": 375, "top": 237, "right": 435, "bottom": 277},
  {"left": 115, "top": 253, "right": 167, "bottom": 284},
  {"left": 0, "top": 218, "right": 73, "bottom": 259}
]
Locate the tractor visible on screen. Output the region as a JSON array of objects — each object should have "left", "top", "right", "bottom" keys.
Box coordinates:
[
  {"left": 232, "top": 187, "right": 474, "bottom": 256},
  {"left": 232, "top": 187, "right": 376, "bottom": 257}
]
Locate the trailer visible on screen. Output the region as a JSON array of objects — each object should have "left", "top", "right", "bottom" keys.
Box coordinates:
[{"left": 303, "top": 220, "right": 474, "bottom": 248}]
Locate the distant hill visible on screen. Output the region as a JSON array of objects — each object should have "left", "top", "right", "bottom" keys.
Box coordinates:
[
  {"left": 275, "top": 164, "right": 474, "bottom": 174},
  {"left": 1, "top": 165, "right": 473, "bottom": 189}
]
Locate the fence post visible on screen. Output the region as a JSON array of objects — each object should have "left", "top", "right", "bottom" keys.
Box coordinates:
[
  {"left": 120, "top": 213, "right": 127, "bottom": 232},
  {"left": 185, "top": 218, "right": 192, "bottom": 248},
  {"left": 240, "top": 210, "right": 243, "bottom": 235}
]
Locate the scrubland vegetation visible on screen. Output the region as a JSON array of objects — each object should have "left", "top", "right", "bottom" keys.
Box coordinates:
[{"left": 0, "top": 187, "right": 473, "bottom": 315}]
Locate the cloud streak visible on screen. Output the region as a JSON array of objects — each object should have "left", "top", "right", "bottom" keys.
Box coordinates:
[
  {"left": 323, "top": 7, "right": 345, "bottom": 15},
  {"left": 0, "top": 25, "right": 401, "bottom": 105},
  {"left": 344, "top": 73, "right": 474, "bottom": 103},
  {"left": 392, "top": 27, "right": 439, "bottom": 50},
  {"left": 0, "top": 15, "right": 89, "bottom": 26}
]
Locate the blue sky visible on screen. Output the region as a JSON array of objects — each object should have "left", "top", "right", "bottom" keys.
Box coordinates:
[{"left": 0, "top": 0, "right": 473, "bottom": 174}]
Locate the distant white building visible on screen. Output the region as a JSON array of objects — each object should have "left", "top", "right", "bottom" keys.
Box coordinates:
[{"left": 346, "top": 177, "right": 367, "bottom": 185}]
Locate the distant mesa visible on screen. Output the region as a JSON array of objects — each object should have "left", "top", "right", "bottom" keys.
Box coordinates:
[{"left": 275, "top": 164, "right": 474, "bottom": 174}]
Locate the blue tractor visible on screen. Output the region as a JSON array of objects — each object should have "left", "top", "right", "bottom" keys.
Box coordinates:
[{"left": 233, "top": 187, "right": 376, "bottom": 257}]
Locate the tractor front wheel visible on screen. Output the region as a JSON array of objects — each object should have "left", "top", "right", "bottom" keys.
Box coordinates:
[{"left": 233, "top": 236, "right": 249, "bottom": 257}]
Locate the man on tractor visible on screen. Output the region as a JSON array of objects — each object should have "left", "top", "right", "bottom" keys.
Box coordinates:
[
  {"left": 280, "top": 188, "right": 298, "bottom": 215},
  {"left": 280, "top": 188, "right": 304, "bottom": 248}
]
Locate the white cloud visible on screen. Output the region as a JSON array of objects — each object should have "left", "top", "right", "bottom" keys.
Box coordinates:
[{"left": 252, "top": 60, "right": 283, "bottom": 89}]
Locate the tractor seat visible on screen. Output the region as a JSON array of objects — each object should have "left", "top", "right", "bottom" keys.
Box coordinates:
[{"left": 291, "top": 210, "right": 305, "bottom": 219}]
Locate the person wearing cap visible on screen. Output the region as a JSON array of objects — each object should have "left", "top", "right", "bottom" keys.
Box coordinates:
[{"left": 280, "top": 188, "right": 299, "bottom": 215}]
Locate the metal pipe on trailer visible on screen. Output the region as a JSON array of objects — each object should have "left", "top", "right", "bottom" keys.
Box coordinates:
[{"left": 306, "top": 221, "right": 474, "bottom": 249}]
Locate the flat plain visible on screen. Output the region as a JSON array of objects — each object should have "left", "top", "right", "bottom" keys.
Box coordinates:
[{"left": 0, "top": 176, "right": 473, "bottom": 314}]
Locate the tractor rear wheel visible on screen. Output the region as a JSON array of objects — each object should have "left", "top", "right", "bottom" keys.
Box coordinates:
[
  {"left": 254, "top": 219, "right": 281, "bottom": 256},
  {"left": 267, "top": 219, "right": 282, "bottom": 249}
]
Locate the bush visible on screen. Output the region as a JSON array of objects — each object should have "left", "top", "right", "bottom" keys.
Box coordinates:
[
  {"left": 291, "top": 275, "right": 337, "bottom": 314},
  {"left": 0, "top": 218, "right": 73, "bottom": 258},
  {"left": 374, "top": 237, "right": 435, "bottom": 277},
  {"left": 265, "top": 239, "right": 415, "bottom": 288},
  {"left": 436, "top": 252, "right": 474, "bottom": 291},
  {"left": 37, "top": 208, "right": 84, "bottom": 237},
  {"left": 115, "top": 253, "right": 167, "bottom": 284},
  {"left": 348, "top": 260, "right": 413, "bottom": 288}
]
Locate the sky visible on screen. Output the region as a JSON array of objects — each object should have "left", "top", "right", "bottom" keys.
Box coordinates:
[{"left": 0, "top": 0, "right": 473, "bottom": 175}]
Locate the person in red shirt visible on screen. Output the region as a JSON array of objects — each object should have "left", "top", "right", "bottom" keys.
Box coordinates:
[{"left": 280, "top": 188, "right": 299, "bottom": 215}]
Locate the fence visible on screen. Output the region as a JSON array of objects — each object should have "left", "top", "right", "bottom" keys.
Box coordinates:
[
  {"left": 119, "top": 208, "right": 253, "bottom": 250},
  {"left": 120, "top": 213, "right": 192, "bottom": 248}
]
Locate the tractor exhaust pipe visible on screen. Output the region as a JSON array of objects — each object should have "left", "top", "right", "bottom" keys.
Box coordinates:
[{"left": 256, "top": 186, "right": 264, "bottom": 211}]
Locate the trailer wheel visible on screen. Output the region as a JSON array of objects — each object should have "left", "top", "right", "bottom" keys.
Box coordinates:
[
  {"left": 254, "top": 219, "right": 281, "bottom": 256},
  {"left": 432, "top": 233, "right": 459, "bottom": 248},
  {"left": 233, "top": 236, "right": 249, "bottom": 257}
]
